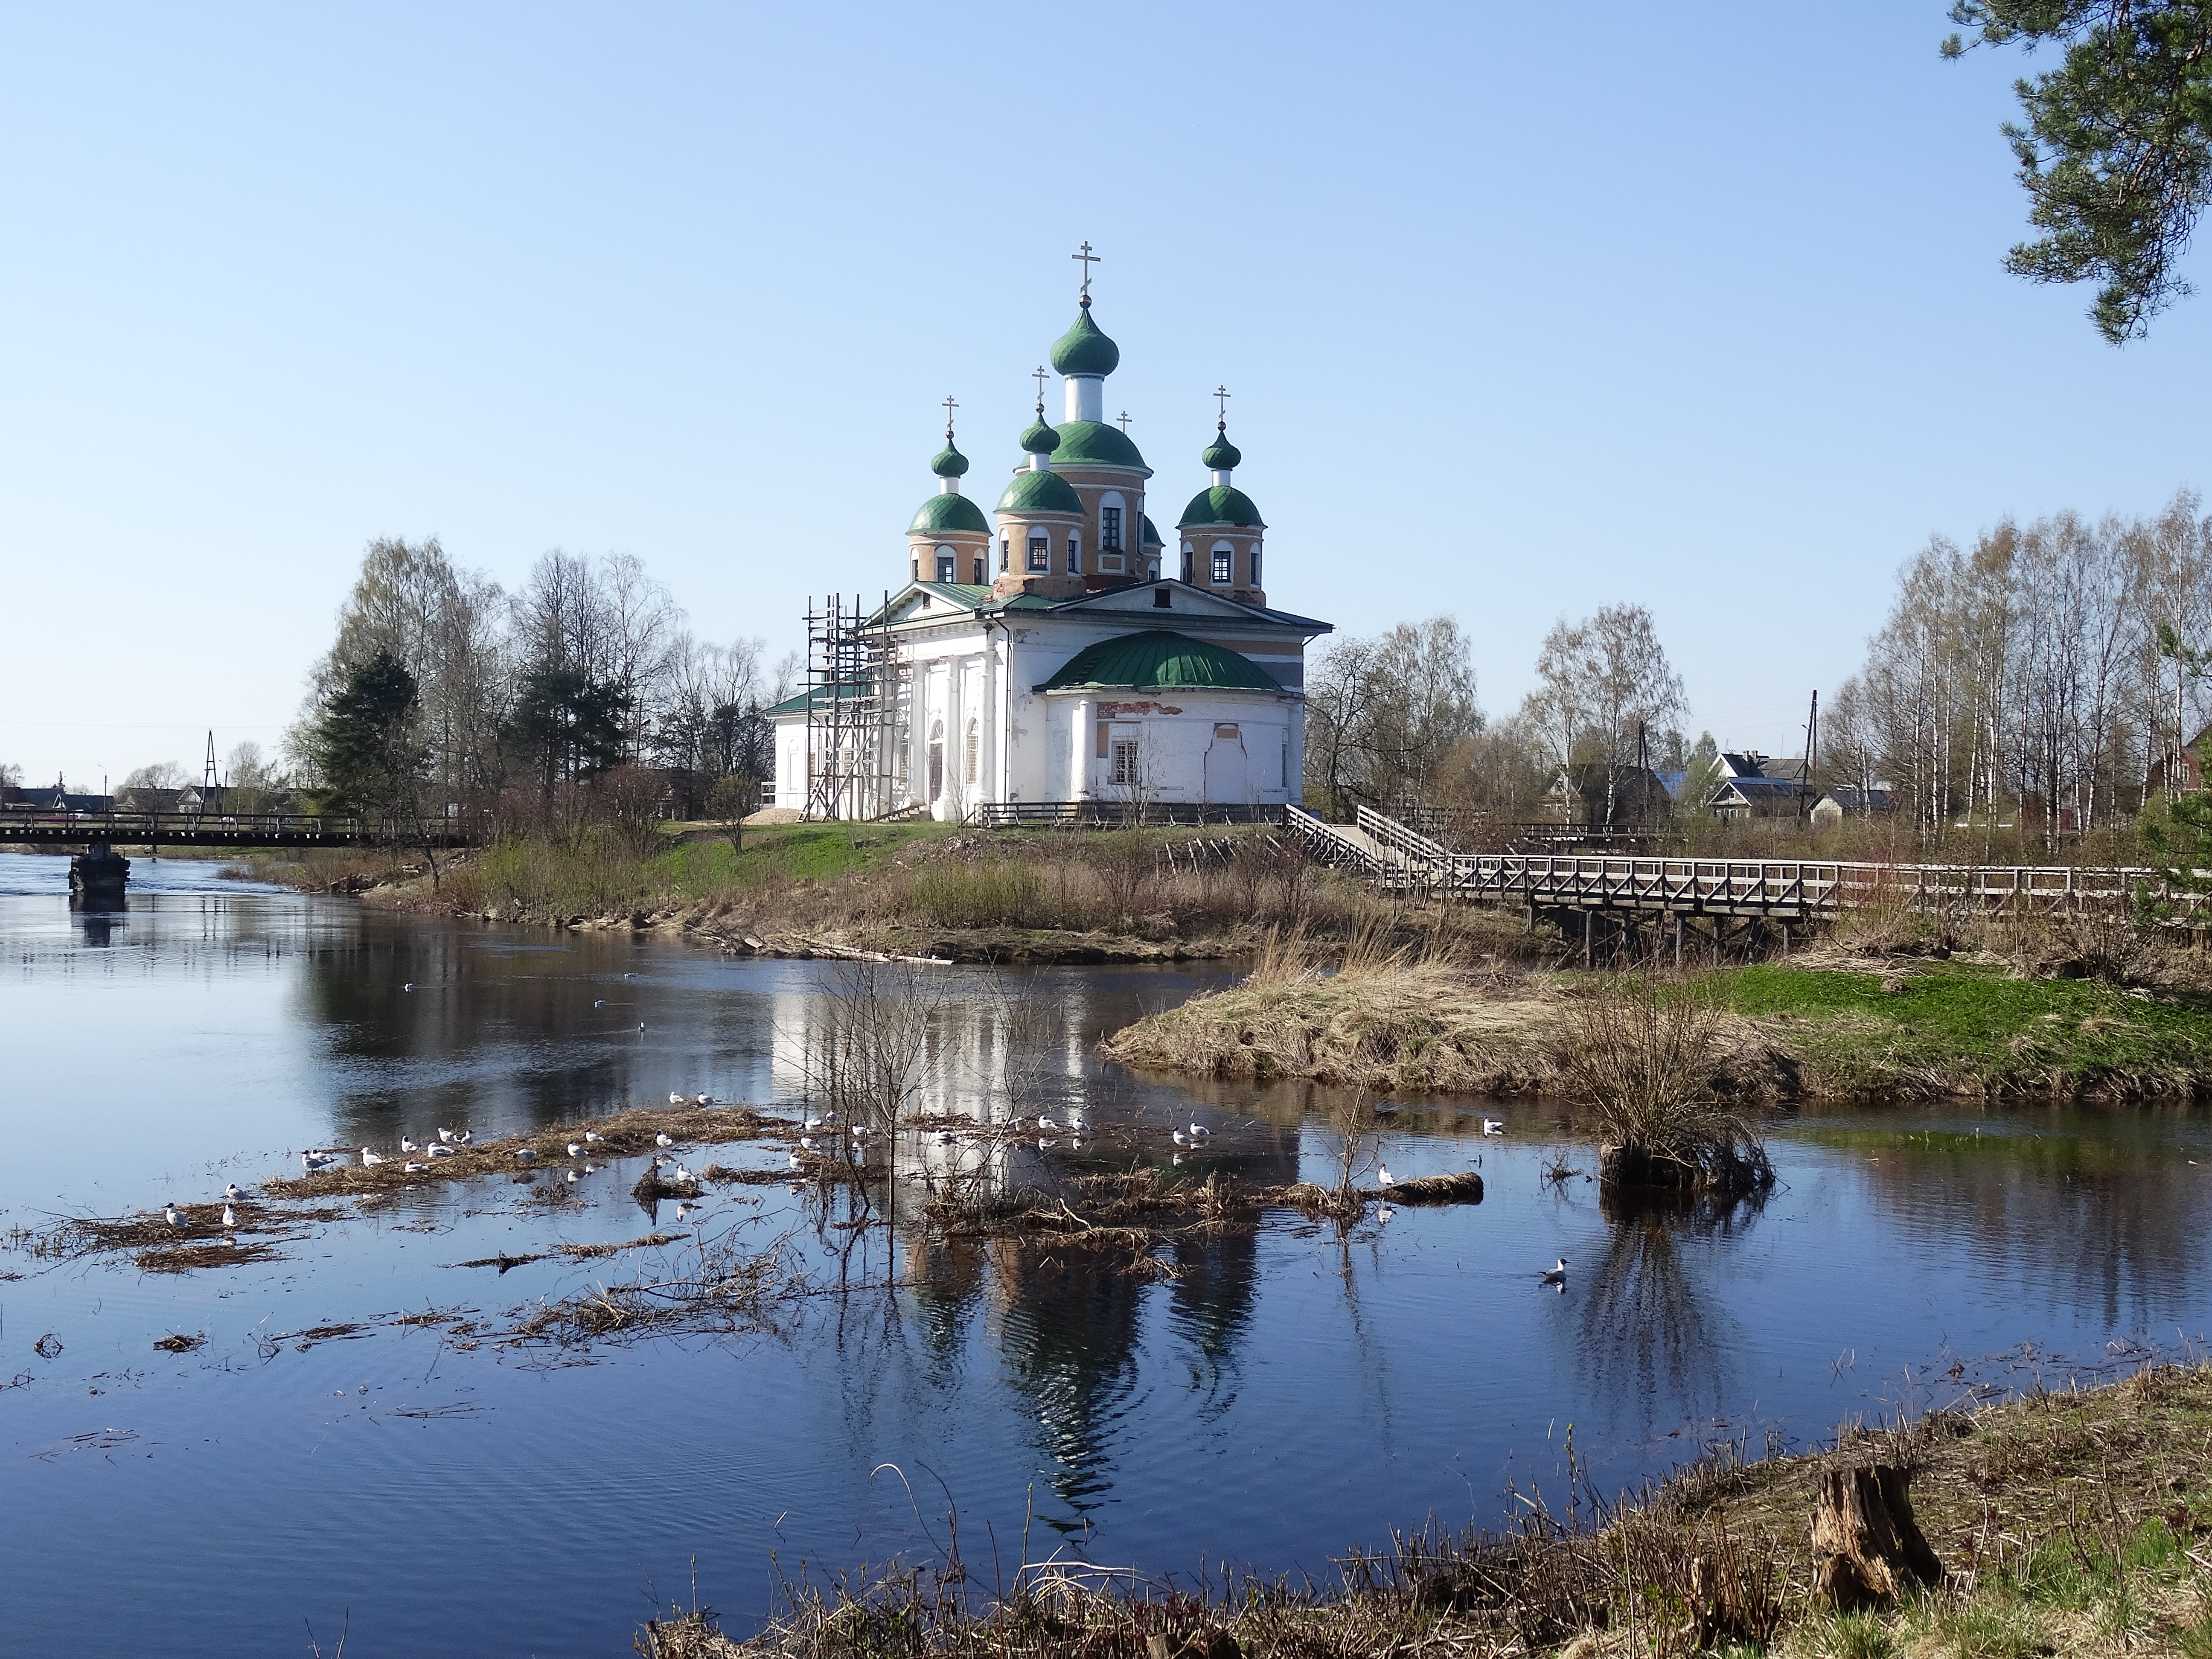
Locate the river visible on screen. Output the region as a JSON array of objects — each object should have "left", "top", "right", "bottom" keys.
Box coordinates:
[{"left": 1, "top": 856, "right": 2206, "bottom": 1655}]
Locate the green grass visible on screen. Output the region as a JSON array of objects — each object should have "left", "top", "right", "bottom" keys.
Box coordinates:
[{"left": 1711, "top": 960, "right": 2212, "bottom": 1098}]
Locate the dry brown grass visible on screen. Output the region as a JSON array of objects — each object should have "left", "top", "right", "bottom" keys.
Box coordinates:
[{"left": 637, "top": 1362, "right": 2212, "bottom": 1659}]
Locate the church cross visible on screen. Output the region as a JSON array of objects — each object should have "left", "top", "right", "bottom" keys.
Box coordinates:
[
  {"left": 1071, "top": 241, "right": 1100, "bottom": 298},
  {"left": 1032, "top": 365, "right": 1049, "bottom": 406},
  {"left": 940, "top": 394, "right": 958, "bottom": 434},
  {"left": 1214, "top": 384, "right": 1231, "bottom": 422},
  {"left": 1116, "top": 410, "right": 1132, "bottom": 433}
]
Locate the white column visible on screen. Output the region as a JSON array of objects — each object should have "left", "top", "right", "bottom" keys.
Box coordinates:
[
  {"left": 978, "top": 632, "right": 999, "bottom": 804},
  {"left": 1288, "top": 699, "right": 1306, "bottom": 805},
  {"left": 1071, "top": 695, "right": 1093, "bottom": 800},
  {"left": 944, "top": 657, "right": 965, "bottom": 821}
]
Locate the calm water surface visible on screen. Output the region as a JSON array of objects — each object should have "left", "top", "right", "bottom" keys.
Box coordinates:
[{"left": 2, "top": 855, "right": 2208, "bottom": 1655}]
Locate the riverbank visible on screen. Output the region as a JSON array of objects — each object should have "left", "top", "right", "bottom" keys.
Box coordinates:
[
  {"left": 642, "top": 1359, "right": 2212, "bottom": 1657},
  {"left": 1100, "top": 940, "right": 2212, "bottom": 1103},
  {"left": 220, "top": 821, "right": 1539, "bottom": 965}
]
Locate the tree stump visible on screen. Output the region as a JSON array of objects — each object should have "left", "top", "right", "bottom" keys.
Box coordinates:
[{"left": 1810, "top": 1464, "right": 1941, "bottom": 1610}]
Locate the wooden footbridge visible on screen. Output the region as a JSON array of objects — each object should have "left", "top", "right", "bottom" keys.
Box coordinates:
[
  {"left": 1285, "top": 805, "right": 2203, "bottom": 949},
  {"left": 0, "top": 810, "right": 463, "bottom": 850}
]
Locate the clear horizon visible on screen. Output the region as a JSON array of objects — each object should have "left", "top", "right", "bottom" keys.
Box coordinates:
[{"left": 4, "top": 3, "right": 2207, "bottom": 789}]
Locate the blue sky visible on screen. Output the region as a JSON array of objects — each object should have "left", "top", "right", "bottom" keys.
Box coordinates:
[{"left": 3, "top": 2, "right": 2208, "bottom": 787}]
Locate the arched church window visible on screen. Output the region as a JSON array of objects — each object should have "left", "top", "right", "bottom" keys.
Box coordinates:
[
  {"left": 1066, "top": 536, "right": 1080, "bottom": 575},
  {"left": 1027, "top": 532, "right": 1049, "bottom": 573},
  {"left": 999, "top": 535, "right": 1011, "bottom": 573},
  {"left": 1250, "top": 542, "right": 1261, "bottom": 587},
  {"left": 1100, "top": 499, "right": 1123, "bottom": 551},
  {"left": 1180, "top": 542, "right": 1194, "bottom": 584},
  {"left": 935, "top": 544, "right": 956, "bottom": 584},
  {"left": 1211, "top": 542, "right": 1233, "bottom": 585},
  {"left": 972, "top": 553, "right": 986, "bottom": 585},
  {"left": 911, "top": 555, "right": 920, "bottom": 582}
]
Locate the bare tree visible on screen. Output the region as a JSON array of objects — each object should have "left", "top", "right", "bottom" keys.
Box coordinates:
[{"left": 1522, "top": 603, "right": 1687, "bottom": 829}]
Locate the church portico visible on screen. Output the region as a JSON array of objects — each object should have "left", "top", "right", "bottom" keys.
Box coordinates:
[{"left": 768, "top": 250, "right": 1330, "bottom": 822}]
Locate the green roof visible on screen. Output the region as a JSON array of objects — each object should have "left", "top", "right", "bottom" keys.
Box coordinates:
[
  {"left": 1141, "top": 513, "right": 1163, "bottom": 547},
  {"left": 997, "top": 467, "right": 1084, "bottom": 515},
  {"left": 1051, "top": 419, "right": 1146, "bottom": 470},
  {"left": 1177, "top": 484, "right": 1264, "bottom": 529},
  {"left": 1200, "top": 425, "right": 1242, "bottom": 470},
  {"left": 766, "top": 680, "right": 870, "bottom": 718},
  {"left": 931, "top": 437, "right": 969, "bottom": 478},
  {"left": 1037, "top": 630, "right": 1282, "bottom": 694},
  {"left": 1019, "top": 411, "right": 1058, "bottom": 454},
  {"left": 909, "top": 492, "right": 990, "bottom": 535},
  {"left": 1049, "top": 304, "right": 1120, "bottom": 376}
]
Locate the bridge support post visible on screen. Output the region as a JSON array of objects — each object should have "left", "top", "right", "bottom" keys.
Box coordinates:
[
  {"left": 1674, "top": 914, "right": 1683, "bottom": 968},
  {"left": 1583, "top": 909, "right": 1593, "bottom": 968},
  {"left": 1782, "top": 920, "right": 1791, "bottom": 955}
]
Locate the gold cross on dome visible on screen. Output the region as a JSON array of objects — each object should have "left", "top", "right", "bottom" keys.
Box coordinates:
[
  {"left": 1214, "top": 384, "right": 1231, "bottom": 422},
  {"left": 1032, "top": 365, "right": 1049, "bottom": 405},
  {"left": 940, "top": 395, "right": 958, "bottom": 434},
  {"left": 1116, "top": 410, "right": 1132, "bottom": 433},
  {"left": 1071, "top": 241, "right": 1100, "bottom": 297}
]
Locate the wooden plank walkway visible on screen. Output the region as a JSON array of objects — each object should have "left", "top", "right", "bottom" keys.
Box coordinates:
[
  {"left": 1285, "top": 805, "right": 2203, "bottom": 923},
  {"left": 0, "top": 811, "right": 466, "bottom": 849}
]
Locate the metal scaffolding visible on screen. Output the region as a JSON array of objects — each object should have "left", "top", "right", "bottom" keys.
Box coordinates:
[{"left": 803, "top": 592, "right": 903, "bottom": 821}]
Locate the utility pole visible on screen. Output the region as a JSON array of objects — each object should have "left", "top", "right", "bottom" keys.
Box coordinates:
[{"left": 1802, "top": 691, "right": 1819, "bottom": 819}]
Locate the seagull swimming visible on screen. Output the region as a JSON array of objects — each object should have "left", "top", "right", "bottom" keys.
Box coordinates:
[
  {"left": 1542, "top": 1258, "right": 1568, "bottom": 1283},
  {"left": 1482, "top": 1118, "right": 1505, "bottom": 1137},
  {"left": 361, "top": 1148, "right": 388, "bottom": 1166},
  {"left": 655, "top": 1132, "right": 673, "bottom": 1148},
  {"left": 402, "top": 983, "right": 414, "bottom": 991},
  {"left": 594, "top": 999, "right": 607, "bottom": 1007}
]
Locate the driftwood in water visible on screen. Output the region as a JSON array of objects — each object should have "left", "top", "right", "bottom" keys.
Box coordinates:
[
  {"left": 1379, "top": 1170, "right": 1485, "bottom": 1205},
  {"left": 1810, "top": 1464, "right": 1941, "bottom": 1609}
]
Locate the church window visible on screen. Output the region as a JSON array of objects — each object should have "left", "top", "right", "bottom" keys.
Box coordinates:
[
  {"left": 1211, "top": 544, "right": 1233, "bottom": 584},
  {"left": 1027, "top": 532, "right": 1049, "bottom": 573},
  {"left": 1180, "top": 544, "right": 1193, "bottom": 583},
  {"left": 972, "top": 554, "right": 986, "bottom": 585},
  {"left": 1152, "top": 587, "right": 1172, "bottom": 608},
  {"left": 1251, "top": 542, "right": 1261, "bottom": 586},
  {"left": 911, "top": 556, "right": 920, "bottom": 582},
  {"left": 1101, "top": 505, "right": 1123, "bottom": 551},
  {"left": 1066, "top": 536, "right": 1080, "bottom": 574},
  {"left": 999, "top": 535, "right": 1010, "bottom": 573},
  {"left": 1110, "top": 736, "right": 1141, "bottom": 786},
  {"left": 935, "top": 544, "right": 956, "bottom": 584}
]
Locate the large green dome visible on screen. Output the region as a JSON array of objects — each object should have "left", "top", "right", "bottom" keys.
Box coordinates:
[
  {"left": 909, "top": 492, "right": 990, "bottom": 536},
  {"left": 1049, "top": 305, "right": 1120, "bottom": 376},
  {"left": 1040, "top": 630, "right": 1281, "bottom": 693},
  {"left": 997, "top": 468, "right": 1084, "bottom": 515},
  {"left": 1177, "top": 485, "right": 1264, "bottom": 529},
  {"left": 1051, "top": 419, "right": 1146, "bottom": 470}
]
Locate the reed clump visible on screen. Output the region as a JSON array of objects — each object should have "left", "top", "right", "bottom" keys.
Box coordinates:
[{"left": 1559, "top": 975, "right": 1776, "bottom": 1196}]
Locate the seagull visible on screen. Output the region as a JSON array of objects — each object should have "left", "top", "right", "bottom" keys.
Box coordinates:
[
  {"left": 456, "top": 1129, "right": 473, "bottom": 1144},
  {"left": 513, "top": 1147, "right": 536, "bottom": 1162},
  {"left": 594, "top": 999, "right": 607, "bottom": 1007},
  {"left": 404, "top": 1161, "right": 422, "bottom": 1173},
  {"left": 437, "top": 1127, "right": 454, "bottom": 1142},
  {"left": 302, "top": 1151, "right": 335, "bottom": 1172},
  {"left": 426, "top": 1143, "right": 454, "bottom": 1158},
  {"left": 638, "top": 1022, "right": 646, "bottom": 1030},
  {"left": 399, "top": 1136, "right": 419, "bottom": 1153},
  {"left": 694, "top": 1093, "right": 714, "bottom": 1106},
  {"left": 800, "top": 1137, "right": 816, "bottom": 1151},
  {"left": 566, "top": 1142, "right": 584, "bottom": 1158},
  {"left": 163, "top": 1203, "right": 183, "bottom": 1226},
  {"left": 788, "top": 1151, "right": 803, "bottom": 1171},
  {"left": 668, "top": 1091, "right": 685, "bottom": 1106},
  {"left": 222, "top": 1182, "right": 241, "bottom": 1202},
  {"left": 1070, "top": 1139, "right": 1085, "bottom": 1153},
  {"left": 1037, "top": 1138, "right": 1053, "bottom": 1151},
  {"left": 582, "top": 1162, "right": 597, "bottom": 1174},
  {"left": 655, "top": 1132, "right": 673, "bottom": 1148},
  {"left": 1189, "top": 1121, "right": 1210, "bottom": 1139},
  {"left": 402, "top": 983, "right": 414, "bottom": 991},
  {"left": 803, "top": 1114, "right": 823, "bottom": 1131},
  {"left": 566, "top": 1169, "right": 578, "bottom": 1183},
  {"left": 1542, "top": 1258, "right": 1568, "bottom": 1283},
  {"left": 1377, "top": 1164, "right": 1396, "bottom": 1187},
  {"left": 1482, "top": 1118, "right": 1505, "bottom": 1136},
  {"left": 674, "top": 1164, "right": 694, "bottom": 1182},
  {"left": 1067, "top": 1109, "right": 1088, "bottom": 1133},
  {"left": 361, "top": 1148, "right": 388, "bottom": 1166},
  {"left": 584, "top": 1130, "right": 603, "bottom": 1143},
  {"left": 1172, "top": 1129, "right": 1189, "bottom": 1147},
  {"left": 1036, "top": 1113, "right": 1058, "bottom": 1131},
  {"left": 1379, "top": 1205, "right": 1395, "bottom": 1222}
]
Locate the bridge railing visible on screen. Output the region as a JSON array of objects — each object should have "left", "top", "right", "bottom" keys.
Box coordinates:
[{"left": 0, "top": 809, "right": 474, "bottom": 844}]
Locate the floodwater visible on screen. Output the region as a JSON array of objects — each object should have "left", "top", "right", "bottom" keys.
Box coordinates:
[{"left": 2, "top": 856, "right": 2209, "bottom": 1656}]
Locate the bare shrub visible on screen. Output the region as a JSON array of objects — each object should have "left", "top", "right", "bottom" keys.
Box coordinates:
[{"left": 1558, "top": 975, "right": 1773, "bottom": 1195}]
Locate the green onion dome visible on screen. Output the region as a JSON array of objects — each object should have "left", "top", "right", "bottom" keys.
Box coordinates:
[
  {"left": 931, "top": 436, "right": 970, "bottom": 478},
  {"left": 1141, "top": 514, "right": 1164, "bottom": 548},
  {"left": 1177, "top": 485, "right": 1264, "bottom": 529},
  {"left": 1200, "top": 424, "right": 1242, "bottom": 471},
  {"left": 909, "top": 492, "right": 990, "bottom": 536},
  {"left": 1018, "top": 410, "right": 1059, "bottom": 455},
  {"left": 1049, "top": 303, "right": 1121, "bottom": 377},
  {"left": 997, "top": 468, "right": 1085, "bottom": 515},
  {"left": 1050, "top": 419, "right": 1146, "bottom": 470}
]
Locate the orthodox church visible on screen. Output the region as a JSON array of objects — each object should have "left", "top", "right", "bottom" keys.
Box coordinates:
[{"left": 769, "top": 259, "right": 1330, "bottom": 820}]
